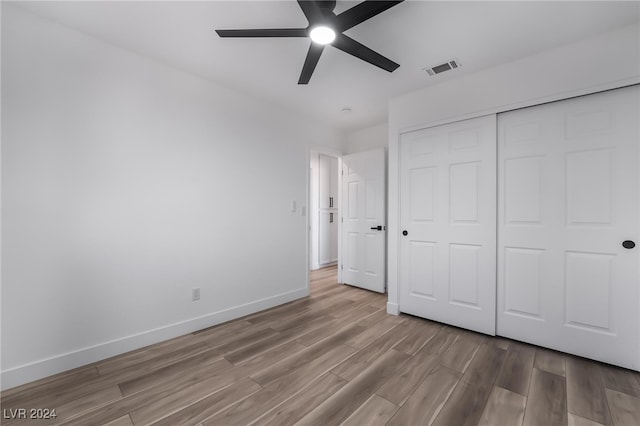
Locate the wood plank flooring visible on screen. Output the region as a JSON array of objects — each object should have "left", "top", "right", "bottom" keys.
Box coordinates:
[{"left": 2, "top": 265, "right": 640, "bottom": 426}]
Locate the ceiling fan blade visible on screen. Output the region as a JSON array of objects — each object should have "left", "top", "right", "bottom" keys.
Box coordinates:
[
  {"left": 297, "top": 0, "right": 324, "bottom": 24},
  {"left": 216, "top": 28, "right": 308, "bottom": 38},
  {"left": 336, "top": 1, "right": 404, "bottom": 31},
  {"left": 298, "top": 43, "right": 325, "bottom": 85},
  {"left": 332, "top": 34, "right": 399, "bottom": 73}
]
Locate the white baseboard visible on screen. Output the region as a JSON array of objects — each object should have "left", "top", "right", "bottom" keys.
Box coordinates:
[
  {"left": 387, "top": 302, "right": 400, "bottom": 316},
  {"left": 1, "top": 287, "right": 309, "bottom": 391}
]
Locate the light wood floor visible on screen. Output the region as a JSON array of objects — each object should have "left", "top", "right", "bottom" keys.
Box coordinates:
[{"left": 2, "top": 265, "right": 640, "bottom": 426}]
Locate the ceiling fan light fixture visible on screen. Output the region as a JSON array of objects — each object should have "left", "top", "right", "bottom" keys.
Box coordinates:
[
  {"left": 215, "top": 0, "right": 405, "bottom": 84},
  {"left": 309, "top": 26, "right": 336, "bottom": 45}
]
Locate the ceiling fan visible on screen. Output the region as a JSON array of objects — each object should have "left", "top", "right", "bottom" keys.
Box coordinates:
[{"left": 215, "top": 1, "right": 404, "bottom": 84}]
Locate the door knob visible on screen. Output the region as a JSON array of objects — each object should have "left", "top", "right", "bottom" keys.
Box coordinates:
[
  {"left": 622, "top": 240, "right": 636, "bottom": 249},
  {"left": 370, "top": 226, "right": 383, "bottom": 231},
  {"left": 402, "top": 230, "right": 408, "bottom": 236}
]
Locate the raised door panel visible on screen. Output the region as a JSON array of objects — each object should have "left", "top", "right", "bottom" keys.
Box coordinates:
[
  {"left": 504, "top": 157, "right": 543, "bottom": 225},
  {"left": 503, "top": 247, "right": 543, "bottom": 320},
  {"left": 566, "top": 149, "right": 612, "bottom": 226},
  {"left": 409, "top": 167, "right": 436, "bottom": 222},
  {"left": 449, "top": 244, "right": 480, "bottom": 308},
  {"left": 347, "top": 181, "right": 358, "bottom": 220},
  {"left": 565, "top": 252, "right": 613, "bottom": 332},
  {"left": 346, "top": 232, "right": 359, "bottom": 273},
  {"left": 450, "top": 162, "right": 479, "bottom": 223},
  {"left": 408, "top": 241, "right": 436, "bottom": 299}
]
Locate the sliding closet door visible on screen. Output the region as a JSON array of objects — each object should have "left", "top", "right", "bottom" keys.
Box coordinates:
[
  {"left": 399, "top": 115, "right": 496, "bottom": 335},
  {"left": 498, "top": 87, "right": 640, "bottom": 370}
]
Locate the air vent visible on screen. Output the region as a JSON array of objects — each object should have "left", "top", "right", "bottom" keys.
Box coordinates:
[{"left": 424, "top": 59, "right": 460, "bottom": 76}]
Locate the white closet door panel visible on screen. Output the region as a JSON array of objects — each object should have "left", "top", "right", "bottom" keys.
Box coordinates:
[
  {"left": 319, "top": 154, "right": 338, "bottom": 209},
  {"left": 399, "top": 114, "right": 497, "bottom": 335},
  {"left": 330, "top": 215, "right": 338, "bottom": 263},
  {"left": 498, "top": 86, "right": 640, "bottom": 370},
  {"left": 319, "top": 155, "right": 330, "bottom": 209},
  {"left": 330, "top": 156, "right": 339, "bottom": 207},
  {"left": 318, "top": 211, "right": 331, "bottom": 265}
]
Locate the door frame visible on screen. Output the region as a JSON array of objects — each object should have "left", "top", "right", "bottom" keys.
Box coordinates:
[{"left": 307, "top": 147, "right": 344, "bottom": 288}]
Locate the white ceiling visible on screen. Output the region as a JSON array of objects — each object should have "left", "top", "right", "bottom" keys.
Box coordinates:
[{"left": 13, "top": 1, "right": 640, "bottom": 132}]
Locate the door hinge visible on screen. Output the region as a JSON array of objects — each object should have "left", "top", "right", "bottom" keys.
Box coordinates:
[
  {"left": 341, "top": 264, "right": 343, "bottom": 270},
  {"left": 341, "top": 217, "right": 343, "bottom": 223},
  {"left": 341, "top": 169, "right": 344, "bottom": 176}
]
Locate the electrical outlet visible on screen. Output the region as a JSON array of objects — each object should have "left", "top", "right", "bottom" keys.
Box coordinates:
[{"left": 192, "top": 288, "right": 200, "bottom": 301}]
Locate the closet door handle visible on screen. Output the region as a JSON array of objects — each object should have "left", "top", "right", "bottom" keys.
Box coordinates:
[
  {"left": 623, "top": 240, "right": 635, "bottom": 249},
  {"left": 329, "top": 197, "right": 333, "bottom": 207},
  {"left": 330, "top": 213, "right": 333, "bottom": 223}
]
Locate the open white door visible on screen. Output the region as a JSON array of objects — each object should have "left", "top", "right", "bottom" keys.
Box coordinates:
[
  {"left": 399, "top": 115, "right": 497, "bottom": 335},
  {"left": 342, "top": 148, "right": 386, "bottom": 293}
]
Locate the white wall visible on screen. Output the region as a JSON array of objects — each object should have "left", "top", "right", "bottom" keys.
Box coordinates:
[
  {"left": 344, "top": 123, "right": 388, "bottom": 154},
  {"left": 1, "top": 5, "right": 343, "bottom": 390},
  {"left": 386, "top": 23, "right": 640, "bottom": 315}
]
